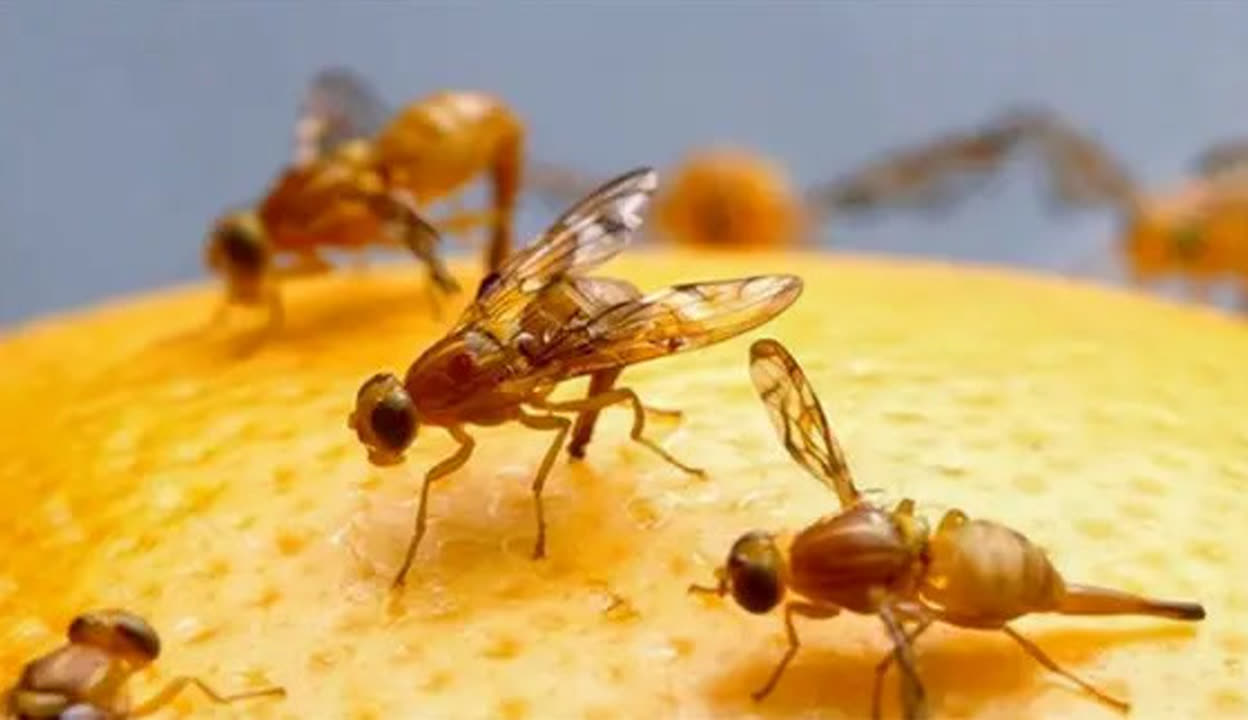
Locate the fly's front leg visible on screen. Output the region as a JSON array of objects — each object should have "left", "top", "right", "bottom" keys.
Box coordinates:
[
  {"left": 393, "top": 426, "right": 476, "bottom": 589},
  {"left": 128, "top": 676, "right": 286, "bottom": 717},
  {"left": 753, "top": 601, "right": 841, "bottom": 702},
  {"left": 535, "top": 388, "right": 704, "bottom": 477},
  {"left": 517, "top": 409, "right": 573, "bottom": 559}
]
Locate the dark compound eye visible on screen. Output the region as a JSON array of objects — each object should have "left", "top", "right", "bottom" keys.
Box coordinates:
[
  {"left": 68, "top": 610, "right": 160, "bottom": 661},
  {"left": 370, "top": 394, "right": 416, "bottom": 453},
  {"left": 726, "top": 531, "right": 784, "bottom": 614},
  {"left": 217, "top": 223, "right": 267, "bottom": 272}
]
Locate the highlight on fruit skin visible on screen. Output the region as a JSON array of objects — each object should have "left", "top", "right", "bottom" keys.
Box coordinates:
[{"left": 0, "top": 248, "right": 1241, "bottom": 720}]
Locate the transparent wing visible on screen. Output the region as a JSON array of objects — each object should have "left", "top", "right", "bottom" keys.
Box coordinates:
[
  {"left": 803, "top": 114, "right": 1030, "bottom": 222},
  {"left": 534, "top": 275, "right": 803, "bottom": 378},
  {"left": 748, "top": 338, "right": 860, "bottom": 508},
  {"left": 451, "top": 166, "right": 658, "bottom": 335},
  {"left": 1192, "top": 137, "right": 1248, "bottom": 181},
  {"left": 293, "top": 66, "right": 391, "bottom": 166},
  {"left": 997, "top": 106, "right": 1138, "bottom": 213},
  {"left": 524, "top": 161, "right": 608, "bottom": 214}
]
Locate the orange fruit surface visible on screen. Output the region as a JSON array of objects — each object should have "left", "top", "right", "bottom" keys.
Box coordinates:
[{"left": 0, "top": 250, "right": 1244, "bottom": 719}]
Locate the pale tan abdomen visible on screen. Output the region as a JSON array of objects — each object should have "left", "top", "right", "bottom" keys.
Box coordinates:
[
  {"left": 920, "top": 519, "right": 1065, "bottom": 627},
  {"left": 374, "top": 91, "right": 522, "bottom": 202},
  {"left": 11, "top": 645, "right": 130, "bottom": 717}
]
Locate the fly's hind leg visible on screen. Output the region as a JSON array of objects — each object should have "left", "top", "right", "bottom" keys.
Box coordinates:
[
  {"left": 1001, "top": 624, "right": 1129, "bottom": 713},
  {"left": 753, "top": 601, "right": 841, "bottom": 702},
  {"left": 393, "top": 426, "right": 476, "bottom": 589},
  {"left": 564, "top": 369, "right": 685, "bottom": 461},
  {"left": 535, "top": 388, "right": 704, "bottom": 477},
  {"left": 517, "top": 410, "right": 573, "bottom": 559},
  {"left": 128, "top": 677, "right": 285, "bottom": 717}
]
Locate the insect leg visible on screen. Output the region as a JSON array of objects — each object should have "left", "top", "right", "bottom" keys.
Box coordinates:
[
  {"left": 566, "top": 368, "right": 622, "bottom": 459},
  {"left": 1000, "top": 624, "right": 1129, "bottom": 713},
  {"left": 393, "top": 426, "right": 476, "bottom": 589},
  {"left": 568, "top": 369, "right": 684, "bottom": 460},
  {"left": 516, "top": 410, "right": 573, "bottom": 559},
  {"left": 486, "top": 124, "right": 523, "bottom": 272},
  {"left": 871, "top": 612, "right": 934, "bottom": 720},
  {"left": 127, "top": 677, "right": 286, "bottom": 717},
  {"left": 536, "top": 389, "right": 705, "bottom": 477},
  {"left": 752, "top": 601, "right": 841, "bottom": 702}
]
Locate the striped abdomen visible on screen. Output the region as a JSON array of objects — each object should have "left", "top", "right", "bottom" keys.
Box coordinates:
[
  {"left": 920, "top": 518, "right": 1064, "bottom": 627},
  {"left": 787, "top": 504, "right": 920, "bottom": 615}
]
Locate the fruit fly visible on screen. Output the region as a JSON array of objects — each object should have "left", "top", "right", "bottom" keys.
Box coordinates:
[
  {"left": 942, "top": 106, "right": 1248, "bottom": 308},
  {"left": 205, "top": 66, "right": 525, "bottom": 330},
  {"left": 4, "top": 609, "right": 285, "bottom": 719},
  {"left": 348, "top": 167, "right": 804, "bottom": 588},
  {"left": 524, "top": 119, "right": 1029, "bottom": 251},
  {"left": 689, "top": 338, "right": 1205, "bottom": 720}
]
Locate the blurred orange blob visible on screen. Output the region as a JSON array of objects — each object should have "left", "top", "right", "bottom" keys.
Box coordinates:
[{"left": 649, "top": 148, "right": 810, "bottom": 251}]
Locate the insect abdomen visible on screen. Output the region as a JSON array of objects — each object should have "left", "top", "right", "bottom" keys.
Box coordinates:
[{"left": 921, "top": 519, "right": 1064, "bottom": 627}]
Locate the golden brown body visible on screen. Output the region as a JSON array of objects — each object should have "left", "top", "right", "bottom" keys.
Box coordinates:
[
  {"left": 348, "top": 167, "right": 804, "bottom": 589},
  {"left": 205, "top": 70, "right": 525, "bottom": 330},
  {"left": 691, "top": 339, "right": 1205, "bottom": 720},
  {"left": 5, "top": 609, "right": 284, "bottom": 719}
]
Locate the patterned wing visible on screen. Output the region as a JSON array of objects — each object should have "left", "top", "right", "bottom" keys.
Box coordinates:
[
  {"left": 533, "top": 275, "right": 803, "bottom": 378},
  {"left": 523, "top": 161, "right": 609, "bottom": 213},
  {"left": 748, "top": 338, "right": 860, "bottom": 508},
  {"left": 450, "top": 166, "right": 658, "bottom": 337},
  {"left": 998, "top": 106, "right": 1138, "bottom": 213},
  {"left": 1193, "top": 137, "right": 1248, "bottom": 181},
  {"left": 293, "top": 66, "right": 391, "bottom": 166},
  {"left": 803, "top": 113, "right": 1030, "bottom": 222}
]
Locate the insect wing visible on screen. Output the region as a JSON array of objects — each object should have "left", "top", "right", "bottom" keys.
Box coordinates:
[
  {"left": 748, "top": 338, "right": 860, "bottom": 508},
  {"left": 523, "top": 161, "right": 609, "bottom": 213},
  {"left": 1016, "top": 111, "right": 1137, "bottom": 212},
  {"left": 452, "top": 167, "right": 658, "bottom": 335},
  {"left": 293, "top": 66, "right": 391, "bottom": 166},
  {"left": 1193, "top": 138, "right": 1248, "bottom": 181},
  {"left": 804, "top": 122, "right": 1024, "bottom": 221},
  {"left": 533, "top": 275, "right": 803, "bottom": 377}
]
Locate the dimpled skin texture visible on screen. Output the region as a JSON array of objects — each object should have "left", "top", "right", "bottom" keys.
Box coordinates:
[{"left": 0, "top": 250, "right": 1244, "bottom": 720}]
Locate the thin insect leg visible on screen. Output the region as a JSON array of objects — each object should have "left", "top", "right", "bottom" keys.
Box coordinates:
[
  {"left": 393, "top": 426, "right": 476, "bottom": 589},
  {"left": 872, "top": 615, "right": 934, "bottom": 720},
  {"left": 486, "top": 129, "right": 522, "bottom": 272},
  {"left": 430, "top": 208, "right": 499, "bottom": 240},
  {"left": 566, "top": 368, "right": 622, "bottom": 459},
  {"left": 876, "top": 602, "right": 929, "bottom": 720},
  {"left": 128, "top": 677, "right": 286, "bottom": 717},
  {"left": 567, "top": 369, "right": 684, "bottom": 459},
  {"left": 752, "top": 602, "right": 841, "bottom": 702},
  {"left": 535, "top": 389, "right": 705, "bottom": 477},
  {"left": 1001, "top": 624, "right": 1130, "bottom": 713},
  {"left": 517, "top": 410, "right": 573, "bottom": 559}
]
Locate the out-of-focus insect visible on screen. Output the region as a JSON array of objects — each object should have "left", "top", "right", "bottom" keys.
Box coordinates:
[
  {"left": 689, "top": 338, "right": 1206, "bottom": 720},
  {"left": 525, "top": 118, "right": 1031, "bottom": 251},
  {"left": 348, "top": 167, "right": 804, "bottom": 588},
  {"left": 938, "top": 106, "right": 1248, "bottom": 307},
  {"left": 4, "top": 609, "right": 285, "bottom": 719},
  {"left": 205, "top": 66, "right": 526, "bottom": 331}
]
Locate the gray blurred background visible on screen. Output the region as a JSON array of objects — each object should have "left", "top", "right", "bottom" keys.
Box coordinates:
[{"left": 3, "top": 2, "right": 1248, "bottom": 327}]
